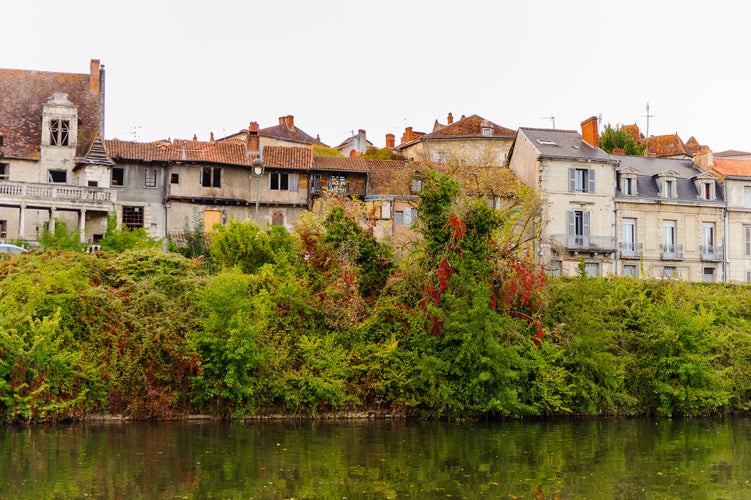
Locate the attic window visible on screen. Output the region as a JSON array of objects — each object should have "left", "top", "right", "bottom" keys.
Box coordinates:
[
  {"left": 537, "top": 139, "right": 557, "bottom": 146},
  {"left": 50, "top": 119, "right": 70, "bottom": 146},
  {"left": 482, "top": 127, "right": 493, "bottom": 136}
]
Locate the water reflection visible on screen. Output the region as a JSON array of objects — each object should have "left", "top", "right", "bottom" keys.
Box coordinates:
[{"left": 1, "top": 418, "right": 751, "bottom": 498}]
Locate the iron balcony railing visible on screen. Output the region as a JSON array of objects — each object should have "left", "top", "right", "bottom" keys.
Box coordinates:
[
  {"left": 661, "top": 243, "right": 684, "bottom": 260},
  {"left": 700, "top": 244, "right": 724, "bottom": 262},
  {"left": 0, "top": 181, "right": 112, "bottom": 203},
  {"left": 551, "top": 234, "right": 616, "bottom": 252},
  {"left": 619, "top": 241, "right": 643, "bottom": 258}
]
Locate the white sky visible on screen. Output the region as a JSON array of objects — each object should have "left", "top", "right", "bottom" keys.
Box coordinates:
[{"left": 4, "top": 0, "right": 750, "bottom": 152}]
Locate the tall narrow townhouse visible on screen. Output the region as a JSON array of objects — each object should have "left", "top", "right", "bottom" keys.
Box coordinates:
[
  {"left": 614, "top": 152, "right": 725, "bottom": 281},
  {"left": 699, "top": 149, "right": 751, "bottom": 282},
  {"left": 508, "top": 117, "right": 618, "bottom": 277}
]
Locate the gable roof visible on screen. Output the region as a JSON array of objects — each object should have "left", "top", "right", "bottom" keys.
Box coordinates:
[
  {"left": 262, "top": 146, "right": 312, "bottom": 170},
  {"left": 0, "top": 62, "right": 102, "bottom": 160},
  {"left": 313, "top": 156, "right": 405, "bottom": 173},
  {"left": 260, "top": 116, "right": 319, "bottom": 145},
  {"left": 76, "top": 133, "right": 115, "bottom": 167},
  {"left": 643, "top": 134, "right": 690, "bottom": 157},
  {"left": 684, "top": 136, "right": 704, "bottom": 155},
  {"left": 710, "top": 158, "right": 751, "bottom": 179},
  {"left": 517, "top": 128, "right": 615, "bottom": 162},
  {"left": 422, "top": 114, "right": 516, "bottom": 140}
]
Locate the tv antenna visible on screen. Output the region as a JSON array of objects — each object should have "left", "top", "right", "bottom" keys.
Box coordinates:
[
  {"left": 541, "top": 116, "right": 555, "bottom": 129},
  {"left": 129, "top": 125, "right": 143, "bottom": 141},
  {"left": 642, "top": 102, "right": 655, "bottom": 137}
]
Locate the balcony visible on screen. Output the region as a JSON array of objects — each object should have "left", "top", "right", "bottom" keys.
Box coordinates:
[
  {"left": 551, "top": 234, "right": 616, "bottom": 253},
  {"left": 700, "top": 244, "right": 724, "bottom": 262},
  {"left": 619, "top": 242, "right": 643, "bottom": 259},
  {"left": 0, "top": 181, "right": 113, "bottom": 206},
  {"left": 661, "top": 243, "right": 684, "bottom": 260},
  {"left": 310, "top": 179, "right": 365, "bottom": 196}
]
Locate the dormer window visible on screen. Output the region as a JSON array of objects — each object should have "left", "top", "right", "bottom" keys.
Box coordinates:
[
  {"left": 620, "top": 172, "right": 637, "bottom": 196},
  {"left": 481, "top": 126, "right": 493, "bottom": 136},
  {"left": 656, "top": 172, "right": 679, "bottom": 199},
  {"left": 50, "top": 119, "right": 70, "bottom": 146},
  {"left": 695, "top": 178, "right": 716, "bottom": 201}
]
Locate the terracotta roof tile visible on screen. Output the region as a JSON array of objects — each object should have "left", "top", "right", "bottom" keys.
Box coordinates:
[
  {"left": 643, "top": 134, "right": 690, "bottom": 157},
  {"left": 313, "top": 157, "right": 406, "bottom": 172},
  {"left": 262, "top": 146, "right": 312, "bottom": 170},
  {"left": 714, "top": 150, "right": 751, "bottom": 158},
  {"left": 684, "top": 136, "right": 704, "bottom": 154},
  {"left": 424, "top": 114, "right": 516, "bottom": 139},
  {"left": 106, "top": 138, "right": 255, "bottom": 166},
  {"left": 0, "top": 65, "right": 102, "bottom": 160},
  {"left": 710, "top": 158, "right": 751, "bottom": 179}
]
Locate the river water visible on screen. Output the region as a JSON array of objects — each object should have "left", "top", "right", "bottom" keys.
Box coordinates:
[{"left": 2, "top": 417, "right": 750, "bottom": 499}]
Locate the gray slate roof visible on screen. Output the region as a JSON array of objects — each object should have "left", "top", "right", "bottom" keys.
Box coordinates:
[
  {"left": 519, "top": 128, "right": 615, "bottom": 162},
  {"left": 616, "top": 156, "right": 723, "bottom": 202}
]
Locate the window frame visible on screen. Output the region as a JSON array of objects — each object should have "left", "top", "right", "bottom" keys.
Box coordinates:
[
  {"left": 201, "top": 167, "right": 221, "bottom": 188},
  {"left": 48, "top": 169, "right": 67, "bottom": 183},
  {"left": 569, "top": 168, "right": 595, "bottom": 193},
  {"left": 49, "top": 119, "right": 70, "bottom": 146},
  {"left": 144, "top": 168, "right": 157, "bottom": 188},
  {"left": 111, "top": 167, "right": 125, "bottom": 187},
  {"left": 0, "top": 163, "right": 8, "bottom": 181},
  {"left": 122, "top": 206, "right": 144, "bottom": 230}
]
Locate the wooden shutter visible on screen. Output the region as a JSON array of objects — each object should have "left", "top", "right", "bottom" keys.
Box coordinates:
[
  {"left": 588, "top": 169, "right": 596, "bottom": 193},
  {"left": 289, "top": 173, "right": 299, "bottom": 192},
  {"left": 568, "top": 169, "right": 576, "bottom": 192}
]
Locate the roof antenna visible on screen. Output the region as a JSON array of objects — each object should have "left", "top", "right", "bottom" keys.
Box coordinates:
[
  {"left": 541, "top": 116, "right": 555, "bottom": 129},
  {"left": 642, "top": 102, "right": 655, "bottom": 137}
]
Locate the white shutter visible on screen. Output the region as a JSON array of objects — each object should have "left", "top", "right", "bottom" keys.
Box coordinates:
[
  {"left": 588, "top": 169, "right": 596, "bottom": 193},
  {"left": 568, "top": 169, "right": 576, "bottom": 192}
]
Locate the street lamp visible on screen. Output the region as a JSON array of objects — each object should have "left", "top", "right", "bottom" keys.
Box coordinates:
[{"left": 251, "top": 158, "right": 264, "bottom": 224}]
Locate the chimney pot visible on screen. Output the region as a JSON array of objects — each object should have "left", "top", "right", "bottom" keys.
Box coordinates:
[
  {"left": 285, "top": 115, "right": 294, "bottom": 129},
  {"left": 447, "top": 112, "right": 453, "bottom": 125},
  {"left": 581, "top": 116, "right": 599, "bottom": 147},
  {"left": 210, "top": 132, "right": 215, "bottom": 142},
  {"left": 385, "top": 133, "right": 395, "bottom": 149}
]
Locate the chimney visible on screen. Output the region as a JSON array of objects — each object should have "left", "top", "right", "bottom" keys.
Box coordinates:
[
  {"left": 581, "top": 116, "right": 599, "bottom": 147},
  {"left": 447, "top": 112, "right": 454, "bottom": 125},
  {"left": 612, "top": 148, "right": 625, "bottom": 155},
  {"left": 279, "top": 116, "right": 285, "bottom": 125},
  {"left": 210, "top": 132, "right": 215, "bottom": 143},
  {"left": 693, "top": 146, "right": 713, "bottom": 170},
  {"left": 89, "top": 59, "right": 101, "bottom": 95},
  {"left": 285, "top": 115, "right": 294, "bottom": 129},
  {"left": 404, "top": 126, "right": 414, "bottom": 143},
  {"left": 385, "top": 133, "right": 395, "bottom": 149},
  {"left": 247, "top": 121, "right": 260, "bottom": 152}
]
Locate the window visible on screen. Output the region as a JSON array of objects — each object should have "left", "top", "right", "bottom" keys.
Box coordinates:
[
  {"left": 746, "top": 226, "right": 751, "bottom": 257},
  {"left": 88, "top": 181, "right": 98, "bottom": 187},
  {"left": 395, "top": 211, "right": 404, "bottom": 225},
  {"left": 201, "top": 167, "right": 221, "bottom": 188},
  {"left": 411, "top": 178, "right": 422, "bottom": 193},
  {"left": 431, "top": 152, "right": 447, "bottom": 163},
  {"left": 584, "top": 262, "right": 599, "bottom": 277},
  {"left": 623, "top": 264, "right": 637, "bottom": 277},
  {"left": 567, "top": 210, "right": 590, "bottom": 247},
  {"left": 622, "top": 218, "right": 636, "bottom": 253},
  {"left": 745, "top": 186, "right": 751, "bottom": 208},
  {"left": 663, "top": 179, "right": 675, "bottom": 198},
  {"left": 747, "top": 271, "right": 751, "bottom": 283},
  {"left": 663, "top": 266, "right": 676, "bottom": 279},
  {"left": 111, "top": 167, "right": 124, "bottom": 187},
  {"left": 48, "top": 170, "right": 67, "bottom": 183},
  {"left": 622, "top": 176, "right": 635, "bottom": 195},
  {"left": 144, "top": 169, "right": 157, "bottom": 188},
  {"left": 481, "top": 126, "right": 493, "bottom": 136},
  {"left": 270, "top": 172, "right": 299, "bottom": 191},
  {"left": 122, "top": 206, "right": 144, "bottom": 230},
  {"left": 170, "top": 173, "right": 180, "bottom": 184},
  {"left": 272, "top": 211, "right": 284, "bottom": 226},
  {"left": 702, "top": 222, "right": 715, "bottom": 256},
  {"left": 569, "top": 168, "right": 595, "bottom": 193},
  {"left": 663, "top": 220, "right": 676, "bottom": 248},
  {"left": 49, "top": 119, "right": 70, "bottom": 146},
  {"left": 0, "top": 220, "right": 6, "bottom": 239},
  {"left": 703, "top": 267, "right": 715, "bottom": 282},
  {"left": 0, "top": 163, "right": 8, "bottom": 181}
]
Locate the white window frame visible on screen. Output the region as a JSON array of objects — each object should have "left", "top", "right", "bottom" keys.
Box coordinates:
[{"left": 569, "top": 168, "right": 595, "bottom": 193}]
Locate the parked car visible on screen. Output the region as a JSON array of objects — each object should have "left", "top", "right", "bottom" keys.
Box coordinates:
[{"left": 0, "top": 244, "right": 29, "bottom": 254}]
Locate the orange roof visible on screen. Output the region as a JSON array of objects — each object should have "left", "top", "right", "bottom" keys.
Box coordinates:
[
  {"left": 313, "top": 157, "right": 406, "bottom": 172},
  {"left": 710, "top": 158, "right": 751, "bottom": 179},
  {"left": 621, "top": 124, "right": 642, "bottom": 142},
  {"left": 643, "top": 134, "right": 690, "bottom": 157},
  {"left": 262, "top": 146, "right": 312, "bottom": 170}
]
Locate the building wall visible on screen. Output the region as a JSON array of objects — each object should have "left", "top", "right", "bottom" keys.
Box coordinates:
[{"left": 401, "top": 137, "right": 514, "bottom": 167}]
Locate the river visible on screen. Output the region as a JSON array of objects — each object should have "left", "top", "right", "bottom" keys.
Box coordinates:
[{"left": 2, "top": 417, "right": 750, "bottom": 498}]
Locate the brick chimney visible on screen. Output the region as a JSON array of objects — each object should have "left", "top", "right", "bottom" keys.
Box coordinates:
[
  {"left": 279, "top": 116, "right": 285, "bottom": 125},
  {"left": 447, "top": 112, "right": 454, "bottom": 125},
  {"left": 247, "top": 121, "right": 260, "bottom": 152},
  {"left": 385, "top": 133, "right": 395, "bottom": 149},
  {"left": 613, "top": 148, "right": 625, "bottom": 155},
  {"left": 89, "top": 59, "right": 101, "bottom": 95},
  {"left": 403, "top": 126, "right": 414, "bottom": 143},
  {"left": 210, "top": 132, "right": 215, "bottom": 143},
  {"left": 581, "top": 116, "right": 599, "bottom": 147},
  {"left": 285, "top": 115, "right": 295, "bottom": 129}
]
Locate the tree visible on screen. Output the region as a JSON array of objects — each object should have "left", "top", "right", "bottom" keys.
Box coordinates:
[
  {"left": 599, "top": 124, "right": 646, "bottom": 156},
  {"left": 360, "top": 148, "right": 405, "bottom": 161},
  {"left": 313, "top": 145, "right": 344, "bottom": 158}
]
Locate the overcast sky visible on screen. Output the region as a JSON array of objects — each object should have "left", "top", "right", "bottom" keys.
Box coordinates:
[{"left": 4, "top": 0, "right": 749, "bottom": 152}]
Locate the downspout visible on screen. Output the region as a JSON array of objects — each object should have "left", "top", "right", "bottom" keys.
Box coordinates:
[
  {"left": 162, "top": 162, "right": 170, "bottom": 240},
  {"left": 723, "top": 205, "right": 728, "bottom": 282}
]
